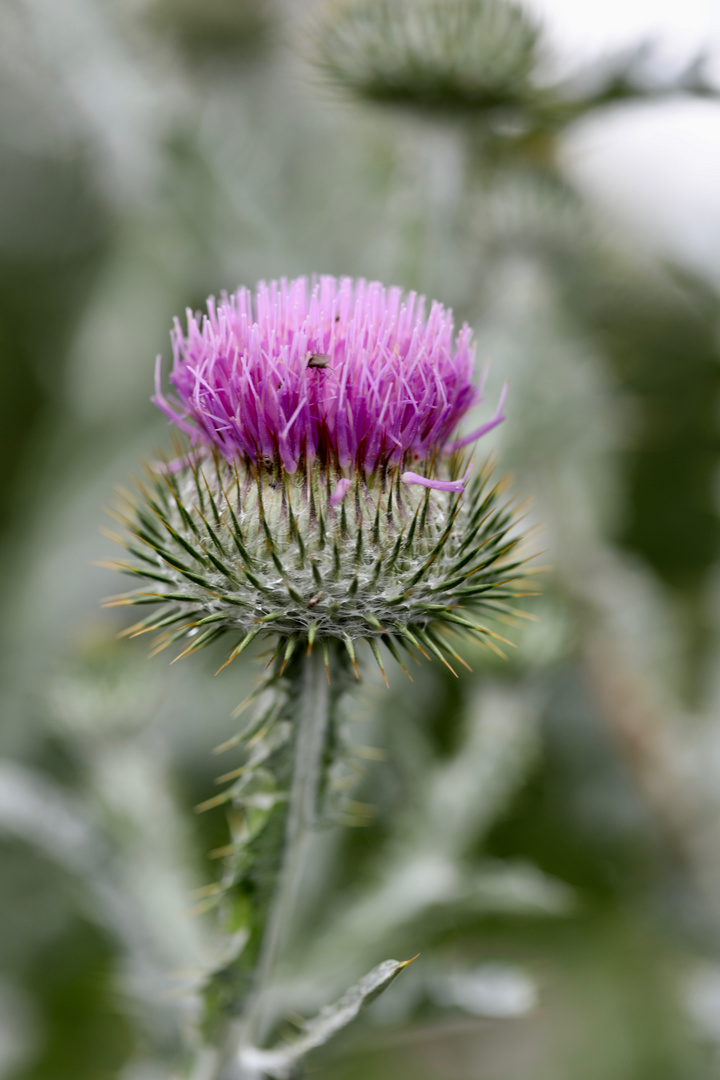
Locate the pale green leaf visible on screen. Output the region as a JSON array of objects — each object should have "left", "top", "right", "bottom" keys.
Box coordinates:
[{"left": 239, "top": 956, "right": 415, "bottom": 1078}]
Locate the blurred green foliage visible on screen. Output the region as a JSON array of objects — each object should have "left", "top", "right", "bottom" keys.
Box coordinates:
[
  {"left": 145, "top": 0, "right": 275, "bottom": 63},
  {"left": 0, "top": 151, "right": 109, "bottom": 535}
]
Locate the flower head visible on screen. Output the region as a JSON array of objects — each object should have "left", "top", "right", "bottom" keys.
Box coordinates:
[
  {"left": 154, "top": 276, "right": 478, "bottom": 475},
  {"left": 108, "top": 276, "right": 529, "bottom": 681}
]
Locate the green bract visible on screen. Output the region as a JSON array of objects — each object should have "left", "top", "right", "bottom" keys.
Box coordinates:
[{"left": 107, "top": 450, "right": 528, "bottom": 680}]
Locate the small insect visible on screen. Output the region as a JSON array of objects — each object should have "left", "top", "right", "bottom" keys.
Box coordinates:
[
  {"left": 307, "top": 591, "right": 324, "bottom": 609},
  {"left": 307, "top": 353, "right": 330, "bottom": 369}
]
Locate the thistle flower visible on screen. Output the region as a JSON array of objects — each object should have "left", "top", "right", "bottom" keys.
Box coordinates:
[
  {"left": 105, "top": 275, "right": 534, "bottom": 1058},
  {"left": 107, "top": 275, "right": 525, "bottom": 681},
  {"left": 155, "top": 276, "right": 480, "bottom": 474},
  {"left": 313, "top": 0, "right": 540, "bottom": 115}
]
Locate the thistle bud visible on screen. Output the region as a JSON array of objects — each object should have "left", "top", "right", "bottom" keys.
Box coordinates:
[
  {"left": 313, "top": 0, "right": 540, "bottom": 115},
  {"left": 107, "top": 275, "right": 527, "bottom": 679}
]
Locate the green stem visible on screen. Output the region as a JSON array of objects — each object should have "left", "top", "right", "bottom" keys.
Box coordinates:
[
  {"left": 199, "top": 645, "right": 355, "bottom": 1080},
  {"left": 245, "top": 649, "right": 331, "bottom": 1047},
  {"left": 204, "top": 649, "right": 335, "bottom": 1079}
]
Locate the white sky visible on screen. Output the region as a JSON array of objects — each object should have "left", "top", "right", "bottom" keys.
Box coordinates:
[
  {"left": 522, "top": 0, "right": 720, "bottom": 285},
  {"left": 525, "top": 0, "right": 720, "bottom": 71}
]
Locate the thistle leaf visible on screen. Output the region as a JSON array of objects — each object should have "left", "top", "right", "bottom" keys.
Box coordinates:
[{"left": 238, "top": 957, "right": 415, "bottom": 1079}]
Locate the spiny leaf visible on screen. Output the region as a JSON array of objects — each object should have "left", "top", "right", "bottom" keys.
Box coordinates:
[{"left": 238, "top": 957, "right": 417, "bottom": 1080}]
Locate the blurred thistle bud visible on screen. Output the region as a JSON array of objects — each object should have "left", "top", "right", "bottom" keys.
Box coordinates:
[
  {"left": 106, "top": 276, "right": 530, "bottom": 680},
  {"left": 312, "top": 0, "right": 540, "bottom": 115}
]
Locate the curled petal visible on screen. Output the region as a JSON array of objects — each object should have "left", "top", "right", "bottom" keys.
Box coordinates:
[
  {"left": 401, "top": 471, "right": 466, "bottom": 493},
  {"left": 330, "top": 478, "right": 352, "bottom": 505}
]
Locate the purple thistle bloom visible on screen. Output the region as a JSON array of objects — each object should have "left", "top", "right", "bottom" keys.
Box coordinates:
[
  {"left": 111, "top": 274, "right": 529, "bottom": 683},
  {"left": 154, "top": 276, "right": 497, "bottom": 480}
]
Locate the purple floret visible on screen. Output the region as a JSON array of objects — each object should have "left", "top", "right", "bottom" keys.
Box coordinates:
[{"left": 154, "top": 275, "right": 484, "bottom": 474}]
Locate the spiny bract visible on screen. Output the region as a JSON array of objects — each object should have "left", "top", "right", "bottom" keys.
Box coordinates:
[{"left": 107, "top": 452, "right": 526, "bottom": 679}]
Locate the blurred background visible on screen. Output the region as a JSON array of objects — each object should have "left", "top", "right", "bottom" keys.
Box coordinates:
[{"left": 3, "top": 0, "right": 720, "bottom": 1077}]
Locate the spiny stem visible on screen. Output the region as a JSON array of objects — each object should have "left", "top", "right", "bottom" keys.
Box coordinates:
[{"left": 242, "top": 649, "right": 332, "bottom": 1055}]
